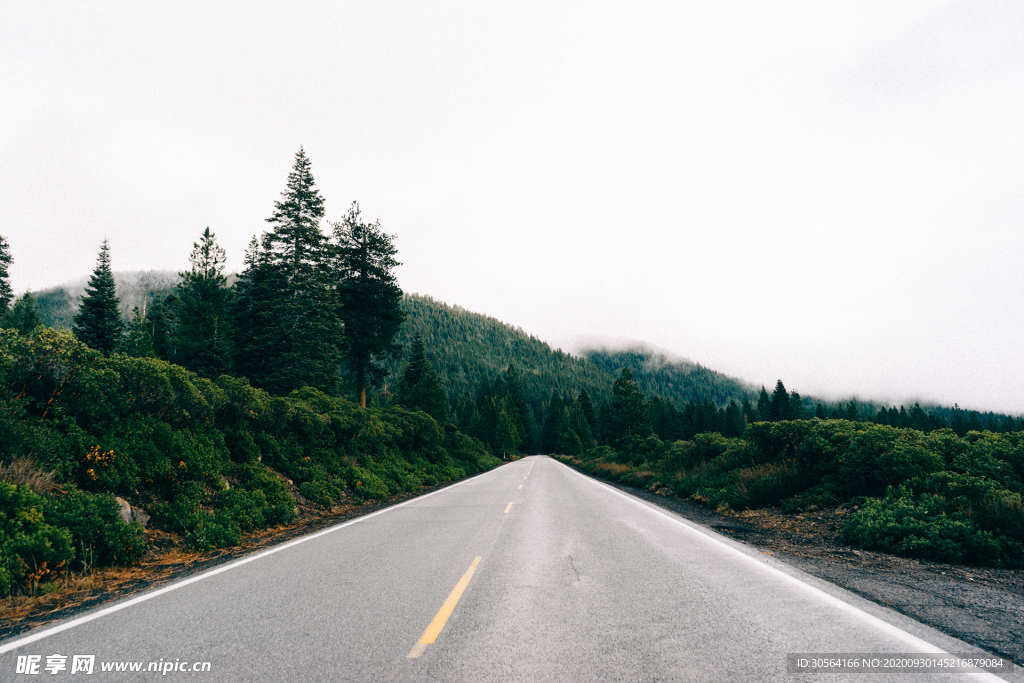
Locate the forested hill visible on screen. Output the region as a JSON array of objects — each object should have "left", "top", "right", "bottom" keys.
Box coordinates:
[
  {"left": 580, "top": 347, "right": 754, "bottom": 407},
  {"left": 385, "top": 294, "right": 614, "bottom": 406},
  {"left": 34, "top": 270, "right": 180, "bottom": 329}
]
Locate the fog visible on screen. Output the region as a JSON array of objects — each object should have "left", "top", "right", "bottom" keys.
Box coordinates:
[{"left": 2, "top": 1, "right": 1021, "bottom": 414}]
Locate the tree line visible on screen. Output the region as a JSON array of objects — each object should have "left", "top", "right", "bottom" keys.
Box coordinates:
[{"left": 5, "top": 148, "right": 404, "bottom": 409}]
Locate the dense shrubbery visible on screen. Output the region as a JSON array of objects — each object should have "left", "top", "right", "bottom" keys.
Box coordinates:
[
  {"left": 0, "top": 327, "right": 500, "bottom": 595},
  {"left": 559, "top": 419, "right": 1024, "bottom": 568}
]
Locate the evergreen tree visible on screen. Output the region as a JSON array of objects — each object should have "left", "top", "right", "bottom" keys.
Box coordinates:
[
  {"left": 147, "top": 294, "right": 175, "bottom": 359},
  {"left": 0, "top": 234, "right": 13, "bottom": 321},
  {"left": 724, "top": 399, "right": 744, "bottom": 436},
  {"left": 231, "top": 150, "right": 340, "bottom": 394},
  {"left": 756, "top": 386, "right": 772, "bottom": 422},
  {"left": 815, "top": 402, "right": 827, "bottom": 419},
  {"left": 73, "top": 240, "right": 124, "bottom": 353},
  {"left": 494, "top": 397, "right": 522, "bottom": 457},
  {"left": 8, "top": 292, "right": 41, "bottom": 333},
  {"left": 333, "top": 201, "right": 404, "bottom": 407},
  {"left": 396, "top": 334, "right": 449, "bottom": 422},
  {"left": 120, "top": 306, "right": 155, "bottom": 357},
  {"left": 770, "top": 380, "right": 790, "bottom": 421},
  {"left": 501, "top": 364, "right": 536, "bottom": 451},
  {"left": 789, "top": 391, "right": 804, "bottom": 420},
  {"left": 606, "top": 367, "right": 651, "bottom": 450},
  {"left": 542, "top": 390, "right": 567, "bottom": 453},
  {"left": 741, "top": 397, "right": 757, "bottom": 425},
  {"left": 172, "top": 228, "right": 233, "bottom": 378},
  {"left": 568, "top": 398, "right": 595, "bottom": 448},
  {"left": 577, "top": 388, "right": 599, "bottom": 441},
  {"left": 453, "top": 393, "right": 479, "bottom": 434},
  {"left": 231, "top": 235, "right": 279, "bottom": 382}
]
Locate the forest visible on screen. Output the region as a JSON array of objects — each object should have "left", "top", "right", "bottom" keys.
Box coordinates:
[{"left": 3, "top": 148, "right": 1024, "bottom": 599}]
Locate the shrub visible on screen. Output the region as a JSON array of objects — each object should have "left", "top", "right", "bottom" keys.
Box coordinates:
[
  {"left": 844, "top": 487, "right": 1024, "bottom": 567},
  {"left": 185, "top": 515, "right": 241, "bottom": 551},
  {"left": 299, "top": 479, "right": 345, "bottom": 507},
  {"left": 0, "top": 483, "right": 74, "bottom": 596},
  {"left": 215, "top": 488, "right": 268, "bottom": 532},
  {"left": 43, "top": 489, "right": 146, "bottom": 567}
]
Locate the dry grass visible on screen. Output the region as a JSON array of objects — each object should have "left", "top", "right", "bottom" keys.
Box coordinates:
[
  {"left": 0, "top": 457, "right": 60, "bottom": 494},
  {"left": 591, "top": 462, "right": 630, "bottom": 477}
]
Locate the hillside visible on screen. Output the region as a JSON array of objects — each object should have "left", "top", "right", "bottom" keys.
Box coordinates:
[
  {"left": 386, "top": 294, "right": 615, "bottom": 406},
  {"left": 30, "top": 273, "right": 1017, "bottom": 433},
  {"left": 580, "top": 347, "right": 755, "bottom": 407},
  {"left": 34, "top": 270, "right": 180, "bottom": 329}
]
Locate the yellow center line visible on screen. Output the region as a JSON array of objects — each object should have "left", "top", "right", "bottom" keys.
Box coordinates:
[
  {"left": 518, "top": 485, "right": 522, "bottom": 489},
  {"left": 407, "top": 556, "right": 483, "bottom": 659},
  {"left": 504, "top": 503, "right": 512, "bottom": 513}
]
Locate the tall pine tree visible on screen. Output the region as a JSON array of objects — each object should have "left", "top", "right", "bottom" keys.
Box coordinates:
[
  {"left": 0, "top": 234, "right": 13, "bottom": 323},
  {"left": 173, "top": 227, "right": 232, "bottom": 378},
  {"left": 333, "top": 201, "right": 404, "bottom": 407},
  {"left": 395, "top": 333, "right": 448, "bottom": 422},
  {"left": 235, "top": 149, "right": 341, "bottom": 394},
  {"left": 605, "top": 367, "right": 651, "bottom": 450},
  {"left": 73, "top": 240, "right": 124, "bottom": 353}
]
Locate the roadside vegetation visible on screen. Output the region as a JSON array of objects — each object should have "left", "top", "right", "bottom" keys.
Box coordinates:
[
  {"left": 0, "top": 151, "right": 500, "bottom": 601},
  {"left": 556, "top": 417, "right": 1024, "bottom": 568}
]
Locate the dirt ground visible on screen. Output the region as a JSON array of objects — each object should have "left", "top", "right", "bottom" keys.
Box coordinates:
[{"left": 4, "top": 467, "right": 1024, "bottom": 667}]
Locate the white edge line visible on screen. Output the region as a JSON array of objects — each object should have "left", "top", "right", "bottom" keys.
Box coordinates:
[
  {"left": 0, "top": 463, "right": 507, "bottom": 655},
  {"left": 554, "top": 458, "right": 1010, "bottom": 683}
]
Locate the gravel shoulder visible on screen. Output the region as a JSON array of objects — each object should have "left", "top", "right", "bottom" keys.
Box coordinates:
[{"left": 590, "top": 472, "right": 1024, "bottom": 666}]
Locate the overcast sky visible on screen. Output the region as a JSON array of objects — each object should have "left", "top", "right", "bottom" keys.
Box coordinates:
[{"left": 2, "top": 1, "right": 1022, "bottom": 414}]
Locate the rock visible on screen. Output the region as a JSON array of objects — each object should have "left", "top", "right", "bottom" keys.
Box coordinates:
[
  {"left": 132, "top": 506, "right": 150, "bottom": 528},
  {"left": 115, "top": 496, "right": 150, "bottom": 528},
  {"left": 115, "top": 496, "right": 132, "bottom": 524}
]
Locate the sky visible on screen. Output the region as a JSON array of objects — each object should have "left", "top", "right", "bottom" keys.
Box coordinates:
[{"left": 2, "top": 1, "right": 1022, "bottom": 414}]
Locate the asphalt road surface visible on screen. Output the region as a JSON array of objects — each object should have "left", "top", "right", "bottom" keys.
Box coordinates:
[{"left": 2, "top": 456, "right": 1017, "bottom": 682}]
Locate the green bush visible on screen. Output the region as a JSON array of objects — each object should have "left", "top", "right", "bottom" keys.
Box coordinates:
[
  {"left": 42, "top": 489, "right": 145, "bottom": 567},
  {"left": 215, "top": 488, "right": 268, "bottom": 532},
  {"left": 844, "top": 487, "right": 1023, "bottom": 567},
  {"left": 299, "top": 479, "right": 345, "bottom": 507},
  {"left": 0, "top": 483, "right": 74, "bottom": 596},
  {"left": 185, "top": 515, "right": 241, "bottom": 551}
]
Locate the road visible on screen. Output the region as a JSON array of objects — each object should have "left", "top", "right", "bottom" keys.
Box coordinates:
[{"left": 2, "top": 456, "right": 1016, "bottom": 682}]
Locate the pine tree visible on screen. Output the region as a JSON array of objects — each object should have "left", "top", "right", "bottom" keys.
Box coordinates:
[
  {"left": 495, "top": 396, "right": 522, "bottom": 457},
  {"left": 396, "top": 334, "right": 449, "bottom": 422},
  {"left": 172, "top": 227, "right": 232, "bottom": 378},
  {"left": 120, "top": 306, "right": 155, "bottom": 357},
  {"left": 606, "top": 367, "right": 651, "bottom": 450},
  {"left": 233, "top": 149, "right": 341, "bottom": 394},
  {"left": 73, "top": 240, "right": 124, "bottom": 353},
  {"left": 501, "top": 364, "right": 536, "bottom": 451},
  {"left": 770, "top": 380, "right": 790, "bottom": 421},
  {"left": 756, "top": 386, "right": 772, "bottom": 422},
  {"left": 0, "top": 234, "right": 13, "bottom": 322},
  {"left": 8, "top": 292, "right": 41, "bottom": 333},
  {"left": 542, "top": 390, "right": 567, "bottom": 453},
  {"left": 577, "top": 388, "right": 599, "bottom": 440},
  {"left": 231, "top": 235, "right": 277, "bottom": 382},
  {"left": 147, "top": 294, "right": 175, "bottom": 359},
  {"left": 333, "top": 201, "right": 404, "bottom": 407}
]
